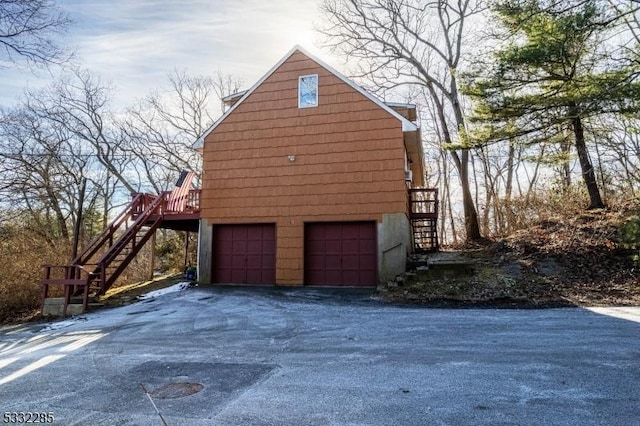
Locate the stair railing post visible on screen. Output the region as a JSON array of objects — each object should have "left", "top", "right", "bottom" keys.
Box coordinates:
[
  {"left": 101, "top": 263, "right": 106, "bottom": 294},
  {"left": 82, "top": 276, "right": 90, "bottom": 313},
  {"left": 41, "top": 266, "right": 50, "bottom": 311},
  {"left": 184, "top": 231, "right": 190, "bottom": 271},
  {"left": 71, "top": 178, "right": 87, "bottom": 276},
  {"left": 149, "top": 229, "right": 156, "bottom": 281}
]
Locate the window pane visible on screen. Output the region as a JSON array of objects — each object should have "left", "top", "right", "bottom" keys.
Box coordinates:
[{"left": 299, "top": 74, "right": 318, "bottom": 108}]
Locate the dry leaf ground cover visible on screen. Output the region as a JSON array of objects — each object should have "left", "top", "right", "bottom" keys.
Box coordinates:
[
  {"left": 380, "top": 202, "right": 640, "bottom": 307},
  {"left": 3, "top": 202, "right": 638, "bottom": 324},
  {"left": 0, "top": 226, "right": 178, "bottom": 324}
]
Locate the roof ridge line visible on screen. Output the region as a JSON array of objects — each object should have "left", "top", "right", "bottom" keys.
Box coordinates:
[{"left": 193, "top": 45, "right": 417, "bottom": 150}]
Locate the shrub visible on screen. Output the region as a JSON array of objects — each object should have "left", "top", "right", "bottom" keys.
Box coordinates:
[
  {"left": 620, "top": 214, "right": 640, "bottom": 265},
  {"left": 0, "top": 224, "right": 71, "bottom": 323}
]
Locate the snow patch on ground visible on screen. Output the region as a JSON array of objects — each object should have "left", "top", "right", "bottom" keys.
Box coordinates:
[
  {"left": 40, "top": 317, "right": 85, "bottom": 332},
  {"left": 587, "top": 307, "right": 640, "bottom": 324},
  {"left": 137, "top": 282, "right": 191, "bottom": 300}
]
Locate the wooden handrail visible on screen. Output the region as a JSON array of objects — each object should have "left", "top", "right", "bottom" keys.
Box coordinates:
[
  {"left": 41, "top": 187, "right": 201, "bottom": 314},
  {"left": 409, "top": 188, "right": 439, "bottom": 216},
  {"left": 97, "top": 192, "right": 166, "bottom": 266},
  {"left": 72, "top": 193, "right": 146, "bottom": 265},
  {"left": 41, "top": 264, "right": 93, "bottom": 282}
]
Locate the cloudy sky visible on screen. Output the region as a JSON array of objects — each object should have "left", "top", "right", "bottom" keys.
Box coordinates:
[{"left": 1, "top": 0, "right": 333, "bottom": 108}]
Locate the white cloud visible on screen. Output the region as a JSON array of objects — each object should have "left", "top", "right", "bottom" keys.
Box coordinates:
[{"left": 0, "top": 0, "right": 328, "bottom": 108}]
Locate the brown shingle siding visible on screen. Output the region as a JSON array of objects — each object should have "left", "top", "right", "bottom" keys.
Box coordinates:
[
  {"left": 201, "top": 50, "right": 410, "bottom": 285},
  {"left": 202, "top": 138, "right": 399, "bottom": 160},
  {"left": 202, "top": 161, "right": 402, "bottom": 181},
  {"left": 203, "top": 187, "right": 405, "bottom": 209},
  {"left": 201, "top": 170, "right": 402, "bottom": 189},
  {"left": 204, "top": 152, "right": 401, "bottom": 172}
]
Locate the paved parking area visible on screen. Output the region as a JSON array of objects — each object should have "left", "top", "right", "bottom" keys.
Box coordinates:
[{"left": 1, "top": 286, "right": 639, "bottom": 425}]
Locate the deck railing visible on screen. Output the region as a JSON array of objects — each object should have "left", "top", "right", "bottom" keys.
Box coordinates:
[
  {"left": 409, "top": 188, "right": 439, "bottom": 251},
  {"left": 132, "top": 189, "right": 201, "bottom": 215},
  {"left": 41, "top": 264, "right": 94, "bottom": 314},
  {"left": 161, "top": 189, "right": 201, "bottom": 213},
  {"left": 408, "top": 188, "right": 438, "bottom": 218},
  {"left": 185, "top": 189, "right": 200, "bottom": 211},
  {"left": 42, "top": 188, "right": 202, "bottom": 315},
  {"left": 131, "top": 189, "right": 200, "bottom": 217}
]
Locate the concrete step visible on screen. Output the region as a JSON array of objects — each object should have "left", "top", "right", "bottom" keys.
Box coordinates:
[
  {"left": 42, "top": 298, "right": 104, "bottom": 317},
  {"left": 416, "top": 261, "right": 475, "bottom": 281},
  {"left": 401, "top": 252, "right": 476, "bottom": 283},
  {"left": 42, "top": 298, "right": 85, "bottom": 316}
]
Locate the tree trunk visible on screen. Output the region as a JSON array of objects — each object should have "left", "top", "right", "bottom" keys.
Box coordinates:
[
  {"left": 593, "top": 139, "right": 608, "bottom": 205},
  {"left": 560, "top": 141, "right": 571, "bottom": 190},
  {"left": 450, "top": 79, "right": 482, "bottom": 241},
  {"left": 505, "top": 143, "right": 515, "bottom": 231},
  {"left": 572, "top": 114, "right": 605, "bottom": 209},
  {"left": 478, "top": 149, "right": 493, "bottom": 234},
  {"left": 526, "top": 144, "right": 545, "bottom": 205},
  {"left": 443, "top": 152, "right": 458, "bottom": 244},
  {"left": 428, "top": 82, "right": 482, "bottom": 241},
  {"left": 451, "top": 150, "right": 482, "bottom": 240},
  {"left": 44, "top": 186, "right": 69, "bottom": 240}
]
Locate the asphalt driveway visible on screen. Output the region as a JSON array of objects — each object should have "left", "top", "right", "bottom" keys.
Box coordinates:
[{"left": 1, "top": 285, "right": 639, "bottom": 425}]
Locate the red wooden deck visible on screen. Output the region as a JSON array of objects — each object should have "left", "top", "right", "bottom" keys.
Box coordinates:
[
  {"left": 42, "top": 189, "right": 202, "bottom": 315},
  {"left": 133, "top": 189, "right": 201, "bottom": 231}
]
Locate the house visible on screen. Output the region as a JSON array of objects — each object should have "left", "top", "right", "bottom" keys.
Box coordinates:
[
  {"left": 40, "top": 46, "right": 438, "bottom": 315},
  {"left": 193, "top": 46, "right": 437, "bottom": 287}
]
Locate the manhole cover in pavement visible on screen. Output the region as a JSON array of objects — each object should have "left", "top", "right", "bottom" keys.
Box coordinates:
[
  {"left": 149, "top": 382, "right": 204, "bottom": 399},
  {"left": 128, "top": 361, "right": 276, "bottom": 407}
]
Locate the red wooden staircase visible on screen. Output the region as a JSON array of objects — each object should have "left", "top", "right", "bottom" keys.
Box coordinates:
[
  {"left": 41, "top": 188, "right": 200, "bottom": 316},
  {"left": 409, "top": 188, "right": 439, "bottom": 252}
]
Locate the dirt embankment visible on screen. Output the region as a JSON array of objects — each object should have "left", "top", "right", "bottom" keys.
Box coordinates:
[{"left": 380, "top": 206, "right": 640, "bottom": 307}]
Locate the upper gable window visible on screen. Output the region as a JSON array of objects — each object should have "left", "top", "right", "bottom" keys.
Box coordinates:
[{"left": 298, "top": 74, "right": 318, "bottom": 108}]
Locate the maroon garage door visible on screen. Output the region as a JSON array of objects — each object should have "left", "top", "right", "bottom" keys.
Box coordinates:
[
  {"left": 304, "top": 222, "right": 377, "bottom": 286},
  {"left": 212, "top": 224, "right": 276, "bottom": 285}
]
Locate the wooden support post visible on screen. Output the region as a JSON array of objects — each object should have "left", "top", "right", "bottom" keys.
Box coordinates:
[
  {"left": 71, "top": 178, "right": 87, "bottom": 267},
  {"left": 82, "top": 280, "right": 90, "bottom": 312},
  {"left": 41, "top": 266, "right": 50, "bottom": 312},
  {"left": 184, "top": 231, "right": 190, "bottom": 269},
  {"left": 63, "top": 284, "right": 70, "bottom": 317},
  {"left": 149, "top": 229, "right": 156, "bottom": 281}
]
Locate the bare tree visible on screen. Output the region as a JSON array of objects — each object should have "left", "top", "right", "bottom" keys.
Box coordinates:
[
  {"left": 0, "top": 104, "right": 104, "bottom": 245},
  {"left": 212, "top": 71, "right": 244, "bottom": 114},
  {"left": 319, "top": 0, "right": 484, "bottom": 240},
  {"left": 25, "top": 69, "right": 137, "bottom": 193},
  {"left": 119, "top": 70, "right": 242, "bottom": 192},
  {"left": 149, "top": 70, "right": 223, "bottom": 141},
  {"left": 0, "top": 67, "right": 241, "bottom": 249},
  {"left": 0, "top": 0, "right": 72, "bottom": 67},
  {"left": 593, "top": 115, "right": 640, "bottom": 196}
]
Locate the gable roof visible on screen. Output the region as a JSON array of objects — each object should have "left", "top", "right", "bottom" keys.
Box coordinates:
[{"left": 193, "top": 45, "right": 417, "bottom": 149}]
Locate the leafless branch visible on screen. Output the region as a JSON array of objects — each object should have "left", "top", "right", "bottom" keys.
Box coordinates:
[{"left": 0, "top": 0, "right": 73, "bottom": 67}]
